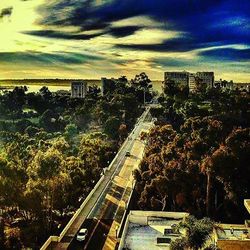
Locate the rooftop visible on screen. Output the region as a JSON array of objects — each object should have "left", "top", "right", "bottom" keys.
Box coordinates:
[
  {"left": 118, "top": 211, "right": 188, "bottom": 250},
  {"left": 244, "top": 199, "right": 250, "bottom": 214},
  {"left": 216, "top": 224, "right": 250, "bottom": 241}
]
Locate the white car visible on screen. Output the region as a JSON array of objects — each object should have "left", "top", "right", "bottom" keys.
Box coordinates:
[{"left": 76, "top": 228, "right": 88, "bottom": 242}]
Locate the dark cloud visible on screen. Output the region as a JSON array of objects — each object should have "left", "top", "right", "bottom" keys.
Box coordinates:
[
  {"left": 108, "top": 26, "right": 141, "bottom": 38},
  {"left": 34, "top": 0, "right": 250, "bottom": 53},
  {"left": 24, "top": 26, "right": 142, "bottom": 40},
  {"left": 23, "top": 29, "right": 105, "bottom": 40},
  {"left": 0, "top": 51, "right": 103, "bottom": 65},
  {"left": 115, "top": 38, "right": 209, "bottom": 53},
  {"left": 0, "top": 7, "right": 13, "bottom": 18},
  {"left": 199, "top": 48, "right": 250, "bottom": 62},
  {"left": 38, "top": 0, "right": 224, "bottom": 28}
]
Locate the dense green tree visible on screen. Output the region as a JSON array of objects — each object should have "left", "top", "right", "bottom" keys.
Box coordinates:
[
  {"left": 104, "top": 116, "right": 120, "bottom": 139},
  {"left": 64, "top": 123, "right": 78, "bottom": 141}
]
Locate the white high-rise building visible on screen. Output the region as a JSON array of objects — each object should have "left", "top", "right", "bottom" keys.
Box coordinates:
[{"left": 71, "top": 81, "right": 87, "bottom": 98}]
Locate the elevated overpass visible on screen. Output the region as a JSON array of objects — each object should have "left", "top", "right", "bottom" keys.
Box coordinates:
[{"left": 41, "top": 106, "right": 153, "bottom": 250}]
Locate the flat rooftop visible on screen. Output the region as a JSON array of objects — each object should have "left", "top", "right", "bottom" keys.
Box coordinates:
[
  {"left": 244, "top": 199, "right": 250, "bottom": 214},
  {"left": 217, "top": 224, "right": 250, "bottom": 241},
  {"left": 119, "top": 211, "right": 188, "bottom": 250},
  {"left": 123, "top": 222, "right": 183, "bottom": 250}
]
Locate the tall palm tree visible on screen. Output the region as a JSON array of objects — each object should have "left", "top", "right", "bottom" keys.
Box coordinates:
[
  {"left": 201, "top": 157, "right": 214, "bottom": 217},
  {"left": 170, "top": 216, "right": 222, "bottom": 250}
]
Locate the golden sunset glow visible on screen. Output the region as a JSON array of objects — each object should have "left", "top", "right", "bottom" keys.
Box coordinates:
[{"left": 0, "top": 0, "right": 249, "bottom": 81}]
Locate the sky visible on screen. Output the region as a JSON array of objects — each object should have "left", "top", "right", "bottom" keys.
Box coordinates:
[{"left": 0, "top": 0, "right": 249, "bottom": 81}]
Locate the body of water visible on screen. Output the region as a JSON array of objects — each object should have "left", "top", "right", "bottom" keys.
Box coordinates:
[{"left": 0, "top": 79, "right": 163, "bottom": 93}]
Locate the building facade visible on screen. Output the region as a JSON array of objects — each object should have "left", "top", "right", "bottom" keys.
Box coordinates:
[
  {"left": 164, "top": 71, "right": 189, "bottom": 86},
  {"left": 188, "top": 73, "right": 196, "bottom": 93},
  {"left": 71, "top": 81, "right": 87, "bottom": 98},
  {"left": 164, "top": 71, "right": 215, "bottom": 93},
  {"left": 101, "top": 77, "right": 117, "bottom": 96},
  {"left": 196, "top": 72, "right": 214, "bottom": 88}
]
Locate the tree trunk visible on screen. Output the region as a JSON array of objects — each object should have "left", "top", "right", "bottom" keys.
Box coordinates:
[
  {"left": 161, "top": 195, "right": 167, "bottom": 211},
  {"left": 206, "top": 171, "right": 212, "bottom": 217}
]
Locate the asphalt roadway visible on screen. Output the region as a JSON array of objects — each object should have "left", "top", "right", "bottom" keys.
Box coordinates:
[
  {"left": 69, "top": 115, "right": 151, "bottom": 250},
  {"left": 52, "top": 107, "right": 152, "bottom": 250}
]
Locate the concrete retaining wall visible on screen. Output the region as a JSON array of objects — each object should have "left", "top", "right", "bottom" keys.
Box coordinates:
[{"left": 40, "top": 236, "right": 59, "bottom": 250}]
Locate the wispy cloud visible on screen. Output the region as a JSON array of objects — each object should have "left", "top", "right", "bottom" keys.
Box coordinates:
[
  {"left": 0, "top": 0, "right": 249, "bottom": 80},
  {"left": 23, "top": 29, "right": 105, "bottom": 40},
  {"left": 199, "top": 48, "right": 250, "bottom": 62},
  {"left": 0, "top": 51, "right": 103, "bottom": 65}
]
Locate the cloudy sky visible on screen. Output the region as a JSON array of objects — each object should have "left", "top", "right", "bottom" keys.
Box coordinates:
[{"left": 0, "top": 0, "right": 249, "bottom": 81}]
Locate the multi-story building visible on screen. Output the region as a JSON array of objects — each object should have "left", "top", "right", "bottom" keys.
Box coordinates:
[
  {"left": 101, "top": 77, "right": 117, "bottom": 96},
  {"left": 188, "top": 73, "right": 196, "bottom": 93},
  {"left": 164, "top": 71, "right": 189, "bottom": 87},
  {"left": 164, "top": 71, "right": 215, "bottom": 93},
  {"left": 196, "top": 72, "right": 214, "bottom": 88},
  {"left": 71, "top": 81, "right": 87, "bottom": 98}
]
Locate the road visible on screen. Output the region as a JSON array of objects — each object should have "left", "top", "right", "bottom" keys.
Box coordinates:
[{"left": 51, "top": 106, "right": 152, "bottom": 250}]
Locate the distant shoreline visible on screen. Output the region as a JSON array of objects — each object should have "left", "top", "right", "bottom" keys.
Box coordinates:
[
  {"left": 0, "top": 79, "right": 163, "bottom": 87},
  {"left": 0, "top": 79, "right": 99, "bottom": 86},
  {"left": 0, "top": 79, "right": 164, "bottom": 93}
]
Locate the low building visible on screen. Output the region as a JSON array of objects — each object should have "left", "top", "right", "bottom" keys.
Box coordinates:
[
  {"left": 118, "top": 211, "right": 189, "bottom": 250},
  {"left": 211, "top": 199, "right": 250, "bottom": 250},
  {"left": 164, "top": 71, "right": 189, "bottom": 87},
  {"left": 234, "top": 83, "right": 250, "bottom": 93},
  {"left": 71, "top": 81, "right": 87, "bottom": 98},
  {"left": 214, "top": 80, "right": 250, "bottom": 93},
  {"left": 213, "top": 224, "right": 250, "bottom": 250},
  {"left": 214, "top": 79, "right": 232, "bottom": 89}
]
